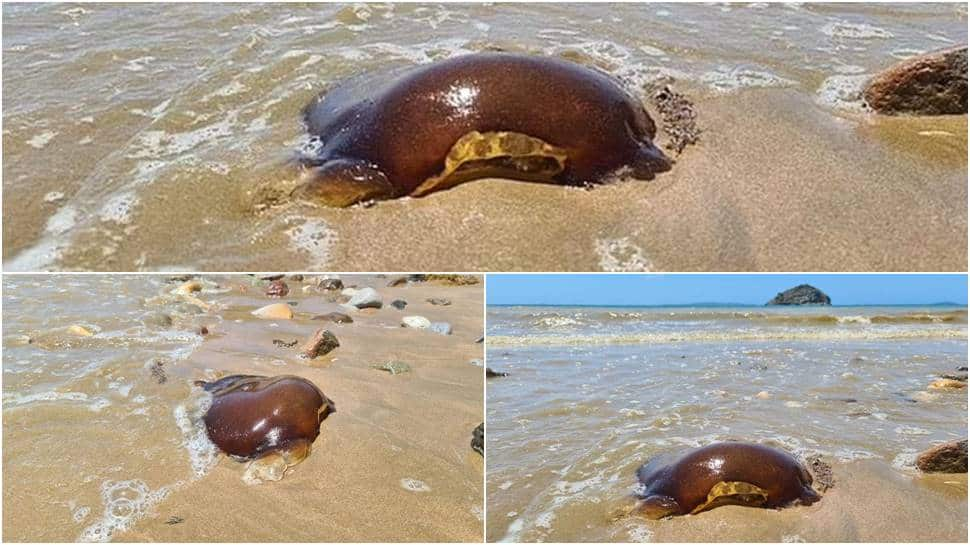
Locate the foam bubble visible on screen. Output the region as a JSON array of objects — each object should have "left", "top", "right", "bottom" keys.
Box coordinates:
[
  {"left": 821, "top": 21, "right": 893, "bottom": 40},
  {"left": 816, "top": 73, "right": 871, "bottom": 112},
  {"left": 400, "top": 478, "right": 431, "bottom": 492},
  {"left": 173, "top": 393, "right": 219, "bottom": 479},
  {"left": 595, "top": 238, "right": 653, "bottom": 272},
  {"left": 78, "top": 480, "right": 171, "bottom": 542},
  {"left": 285, "top": 218, "right": 338, "bottom": 269},
  {"left": 701, "top": 66, "right": 795, "bottom": 93},
  {"left": 98, "top": 192, "right": 139, "bottom": 224},
  {"left": 26, "top": 130, "right": 57, "bottom": 149}
]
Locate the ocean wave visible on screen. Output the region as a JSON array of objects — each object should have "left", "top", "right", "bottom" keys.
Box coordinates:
[{"left": 488, "top": 328, "right": 968, "bottom": 346}]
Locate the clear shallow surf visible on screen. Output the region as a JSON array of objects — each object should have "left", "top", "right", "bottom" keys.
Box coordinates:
[
  {"left": 3, "top": 3, "right": 966, "bottom": 271},
  {"left": 486, "top": 305, "right": 968, "bottom": 542}
]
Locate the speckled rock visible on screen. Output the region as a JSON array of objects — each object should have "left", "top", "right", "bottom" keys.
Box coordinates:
[
  {"left": 916, "top": 439, "right": 967, "bottom": 473},
  {"left": 864, "top": 46, "right": 968, "bottom": 115}
]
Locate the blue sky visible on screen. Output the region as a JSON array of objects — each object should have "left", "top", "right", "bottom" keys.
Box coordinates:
[{"left": 486, "top": 274, "right": 968, "bottom": 306}]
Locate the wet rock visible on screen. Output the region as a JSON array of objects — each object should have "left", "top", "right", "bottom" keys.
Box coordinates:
[
  {"left": 766, "top": 284, "right": 831, "bottom": 306},
  {"left": 486, "top": 368, "right": 509, "bottom": 378},
  {"left": 916, "top": 439, "right": 968, "bottom": 473},
  {"left": 316, "top": 277, "right": 343, "bottom": 291},
  {"left": 272, "top": 339, "right": 298, "bottom": 348},
  {"left": 300, "top": 329, "right": 340, "bottom": 359},
  {"left": 429, "top": 322, "right": 452, "bottom": 335},
  {"left": 402, "top": 316, "right": 431, "bottom": 329},
  {"left": 142, "top": 312, "right": 173, "bottom": 328},
  {"left": 390, "top": 299, "right": 408, "bottom": 310},
  {"left": 312, "top": 312, "right": 354, "bottom": 324},
  {"left": 425, "top": 274, "right": 479, "bottom": 285},
  {"left": 938, "top": 372, "right": 968, "bottom": 382},
  {"left": 371, "top": 361, "right": 412, "bottom": 375},
  {"left": 475, "top": 335, "right": 484, "bottom": 344},
  {"left": 174, "top": 279, "right": 203, "bottom": 296},
  {"left": 265, "top": 279, "right": 289, "bottom": 298},
  {"left": 929, "top": 378, "right": 967, "bottom": 390},
  {"left": 471, "top": 423, "right": 484, "bottom": 456},
  {"left": 346, "top": 287, "right": 382, "bottom": 309},
  {"left": 259, "top": 274, "right": 285, "bottom": 281},
  {"left": 386, "top": 276, "right": 408, "bottom": 287},
  {"left": 166, "top": 275, "right": 195, "bottom": 283},
  {"left": 864, "top": 46, "right": 968, "bottom": 115},
  {"left": 67, "top": 324, "right": 94, "bottom": 337},
  {"left": 427, "top": 297, "right": 452, "bottom": 306},
  {"left": 252, "top": 303, "right": 294, "bottom": 320},
  {"left": 806, "top": 455, "right": 835, "bottom": 492},
  {"left": 652, "top": 85, "right": 701, "bottom": 155},
  {"left": 958, "top": 366, "right": 968, "bottom": 372},
  {"left": 199, "top": 326, "right": 209, "bottom": 336},
  {"left": 288, "top": 274, "right": 304, "bottom": 282}
]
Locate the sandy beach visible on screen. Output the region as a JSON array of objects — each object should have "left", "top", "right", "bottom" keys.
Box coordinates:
[
  {"left": 2, "top": 274, "right": 484, "bottom": 542},
  {"left": 2, "top": 2, "right": 966, "bottom": 271}
]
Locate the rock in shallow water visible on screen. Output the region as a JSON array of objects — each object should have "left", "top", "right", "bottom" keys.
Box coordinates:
[
  {"left": 252, "top": 303, "right": 294, "bottom": 320},
  {"left": 265, "top": 279, "right": 289, "bottom": 298},
  {"left": 312, "top": 312, "right": 353, "bottom": 324},
  {"left": 471, "top": 423, "right": 484, "bottom": 456},
  {"left": 300, "top": 329, "right": 340, "bottom": 359},
  {"left": 864, "top": 46, "right": 968, "bottom": 115},
  {"left": 317, "top": 277, "right": 343, "bottom": 291},
  {"left": 401, "top": 316, "right": 431, "bottom": 329},
  {"left": 346, "top": 287, "right": 382, "bottom": 309},
  {"left": 390, "top": 299, "right": 408, "bottom": 310},
  {"left": 429, "top": 322, "right": 452, "bottom": 335},
  {"left": 916, "top": 439, "right": 968, "bottom": 473}
]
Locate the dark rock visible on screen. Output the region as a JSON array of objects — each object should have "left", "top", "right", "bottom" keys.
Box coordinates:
[
  {"left": 387, "top": 276, "right": 408, "bottom": 287},
  {"left": 317, "top": 278, "right": 343, "bottom": 291},
  {"left": 199, "top": 326, "right": 209, "bottom": 336},
  {"left": 864, "top": 46, "right": 968, "bottom": 115},
  {"left": 427, "top": 297, "right": 452, "bottom": 306},
  {"left": 471, "top": 423, "right": 484, "bottom": 456},
  {"left": 265, "top": 279, "right": 289, "bottom": 298},
  {"left": 260, "top": 274, "right": 285, "bottom": 281},
  {"left": 486, "top": 368, "right": 509, "bottom": 378},
  {"left": 390, "top": 299, "right": 408, "bottom": 310},
  {"left": 300, "top": 329, "right": 340, "bottom": 359},
  {"left": 766, "top": 284, "right": 831, "bottom": 306},
  {"left": 475, "top": 335, "right": 484, "bottom": 344},
  {"left": 165, "top": 275, "right": 195, "bottom": 283},
  {"left": 938, "top": 372, "right": 968, "bottom": 382},
  {"left": 916, "top": 439, "right": 967, "bottom": 473},
  {"left": 958, "top": 366, "right": 968, "bottom": 372},
  {"left": 653, "top": 85, "right": 700, "bottom": 155},
  {"left": 272, "top": 339, "right": 298, "bottom": 348},
  {"left": 312, "top": 312, "right": 354, "bottom": 324}
]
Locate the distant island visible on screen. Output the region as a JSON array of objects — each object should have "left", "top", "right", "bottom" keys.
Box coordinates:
[{"left": 766, "top": 284, "right": 832, "bottom": 306}]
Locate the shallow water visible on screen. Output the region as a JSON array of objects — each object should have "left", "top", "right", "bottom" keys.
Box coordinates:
[
  {"left": 2, "top": 3, "right": 967, "bottom": 271},
  {"left": 3, "top": 274, "right": 484, "bottom": 542},
  {"left": 485, "top": 305, "right": 968, "bottom": 542}
]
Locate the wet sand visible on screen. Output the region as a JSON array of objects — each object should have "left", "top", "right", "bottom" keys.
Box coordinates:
[
  {"left": 2, "top": 275, "right": 484, "bottom": 542},
  {"left": 608, "top": 460, "right": 967, "bottom": 543}
]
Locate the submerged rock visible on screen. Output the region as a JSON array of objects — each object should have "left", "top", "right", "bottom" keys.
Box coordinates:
[
  {"left": 766, "top": 284, "right": 831, "bottom": 306},
  {"left": 429, "top": 322, "right": 452, "bottom": 335},
  {"left": 346, "top": 287, "right": 382, "bottom": 309},
  {"left": 301, "top": 329, "right": 340, "bottom": 359},
  {"left": 371, "top": 361, "right": 412, "bottom": 375},
  {"left": 916, "top": 439, "right": 968, "bottom": 473},
  {"left": 401, "top": 316, "right": 432, "bottom": 329},
  {"left": 67, "top": 324, "right": 94, "bottom": 336},
  {"left": 471, "top": 423, "right": 484, "bottom": 455},
  {"left": 390, "top": 299, "right": 408, "bottom": 310},
  {"left": 252, "top": 303, "right": 294, "bottom": 320},
  {"left": 316, "top": 277, "right": 343, "bottom": 291},
  {"left": 265, "top": 279, "right": 289, "bottom": 298},
  {"left": 486, "top": 368, "right": 509, "bottom": 378},
  {"left": 864, "top": 46, "right": 968, "bottom": 115},
  {"left": 312, "top": 312, "right": 354, "bottom": 324},
  {"left": 928, "top": 378, "right": 967, "bottom": 390}
]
